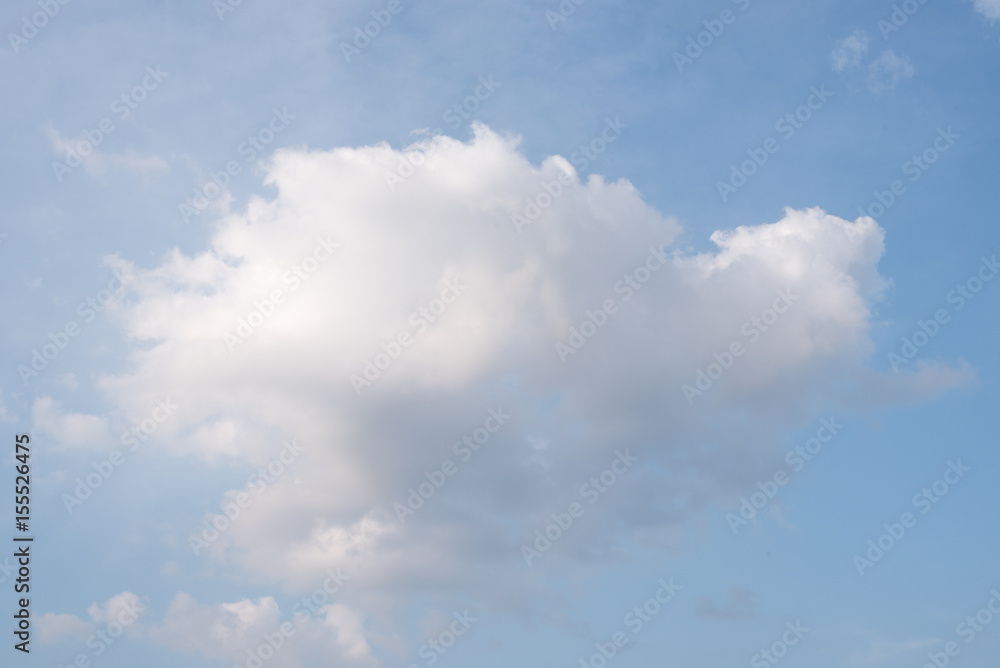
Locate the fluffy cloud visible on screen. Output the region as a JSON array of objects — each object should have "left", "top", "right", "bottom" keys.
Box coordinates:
[
  {"left": 38, "top": 591, "right": 145, "bottom": 644},
  {"left": 831, "top": 30, "right": 870, "bottom": 71},
  {"left": 974, "top": 0, "right": 1000, "bottom": 20},
  {"left": 94, "top": 125, "right": 968, "bottom": 643},
  {"left": 867, "top": 49, "right": 916, "bottom": 92},
  {"left": 36, "top": 612, "right": 93, "bottom": 643},
  {"left": 148, "top": 593, "right": 377, "bottom": 668},
  {"left": 31, "top": 396, "right": 110, "bottom": 448}
]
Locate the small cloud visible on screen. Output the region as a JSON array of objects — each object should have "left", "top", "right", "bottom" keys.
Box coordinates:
[
  {"left": 55, "top": 373, "right": 80, "bottom": 391},
  {"left": 832, "top": 30, "right": 870, "bottom": 71},
  {"left": 100, "top": 150, "right": 170, "bottom": 176},
  {"left": 974, "top": 0, "right": 1000, "bottom": 21},
  {"left": 693, "top": 587, "right": 757, "bottom": 620},
  {"left": 321, "top": 604, "right": 377, "bottom": 662},
  {"left": 37, "top": 613, "right": 93, "bottom": 643},
  {"left": 868, "top": 49, "right": 915, "bottom": 92},
  {"left": 845, "top": 633, "right": 939, "bottom": 668},
  {"left": 38, "top": 592, "right": 146, "bottom": 644},
  {"left": 86, "top": 592, "right": 146, "bottom": 627},
  {"left": 31, "top": 397, "right": 111, "bottom": 448},
  {"left": 148, "top": 593, "right": 378, "bottom": 667},
  {"left": 44, "top": 125, "right": 168, "bottom": 178},
  {"left": 526, "top": 435, "right": 549, "bottom": 450}
]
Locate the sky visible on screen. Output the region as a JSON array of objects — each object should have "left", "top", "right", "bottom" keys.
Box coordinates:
[{"left": 2, "top": 1, "right": 999, "bottom": 667}]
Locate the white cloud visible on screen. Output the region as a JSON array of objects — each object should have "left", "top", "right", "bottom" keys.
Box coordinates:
[
  {"left": 148, "top": 593, "right": 378, "bottom": 668},
  {"left": 31, "top": 396, "right": 111, "bottom": 448},
  {"left": 86, "top": 591, "right": 145, "bottom": 627},
  {"left": 148, "top": 593, "right": 281, "bottom": 661},
  {"left": 868, "top": 49, "right": 916, "bottom": 92},
  {"left": 38, "top": 592, "right": 145, "bottom": 644},
  {"left": 37, "top": 613, "right": 93, "bottom": 643},
  {"left": 974, "top": 0, "right": 1000, "bottom": 21},
  {"left": 44, "top": 125, "right": 169, "bottom": 178},
  {"left": 832, "top": 30, "right": 869, "bottom": 71},
  {"left": 55, "top": 372, "right": 80, "bottom": 391},
  {"left": 94, "top": 125, "right": 969, "bottom": 633},
  {"left": 320, "top": 604, "right": 377, "bottom": 663}
]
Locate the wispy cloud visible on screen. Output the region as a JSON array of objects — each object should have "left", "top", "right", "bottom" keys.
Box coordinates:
[
  {"left": 867, "top": 49, "right": 915, "bottom": 92},
  {"left": 974, "top": 0, "right": 1000, "bottom": 21},
  {"left": 44, "top": 125, "right": 169, "bottom": 178},
  {"left": 693, "top": 587, "right": 758, "bottom": 620},
  {"left": 832, "top": 30, "right": 870, "bottom": 71}
]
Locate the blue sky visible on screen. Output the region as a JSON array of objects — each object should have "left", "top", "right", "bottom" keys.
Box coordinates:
[{"left": 2, "top": 1, "right": 999, "bottom": 667}]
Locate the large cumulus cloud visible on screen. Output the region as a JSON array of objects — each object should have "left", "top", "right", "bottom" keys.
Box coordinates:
[{"left": 80, "top": 124, "right": 968, "bottom": 657}]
